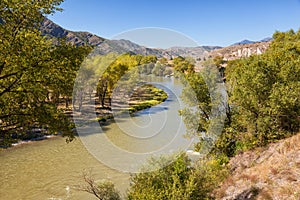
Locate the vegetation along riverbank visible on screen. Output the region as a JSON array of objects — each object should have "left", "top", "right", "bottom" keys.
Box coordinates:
[{"left": 1, "top": 1, "right": 299, "bottom": 199}]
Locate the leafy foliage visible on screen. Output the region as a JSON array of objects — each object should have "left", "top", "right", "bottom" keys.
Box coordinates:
[
  {"left": 127, "top": 153, "right": 228, "bottom": 200},
  {"left": 92, "top": 53, "right": 158, "bottom": 108},
  {"left": 226, "top": 29, "right": 300, "bottom": 147},
  {"left": 0, "top": 0, "right": 91, "bottom": 145},
  {"left": 173, "top": 56, "right": 195, "bottom": 74},
  {"left": 178, "top": 58, "right": 232, "bottom": 155}
]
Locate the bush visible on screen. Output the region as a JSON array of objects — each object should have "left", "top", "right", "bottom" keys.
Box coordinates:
[{"left": 127, "top": 153, "right": 228, "bottom": 200}]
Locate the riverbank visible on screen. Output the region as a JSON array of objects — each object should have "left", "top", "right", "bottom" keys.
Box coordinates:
[
  {"left": 10, "top": 135, "right": 59, "bottom": 147},
  {"left": 2, "top": 84, "right": 168, "bottom": 149},
  {"left": 0, "top": 134, "right": 62, "bottom": 150},
  {"left": 96, "top": 84, "right": 168, "bottom": 123}
]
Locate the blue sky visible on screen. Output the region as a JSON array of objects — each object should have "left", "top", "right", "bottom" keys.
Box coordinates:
[{"left": 48, "top": 0, "right": 300, "bottom": 47}]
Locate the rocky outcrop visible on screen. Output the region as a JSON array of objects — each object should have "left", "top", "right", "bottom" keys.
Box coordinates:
[{"left": 209, "top": 41, "right": 270, "bottom": 61}]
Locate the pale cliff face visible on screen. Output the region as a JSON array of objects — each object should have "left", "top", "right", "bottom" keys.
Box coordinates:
[{"left": 209, "top": 41, "right": 270, "bottom": 61}]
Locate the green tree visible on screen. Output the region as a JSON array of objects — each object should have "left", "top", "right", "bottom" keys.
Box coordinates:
[
  {"left": 179, "top": 59, "right": 233, "bottom": 155},
  {"left": 127, "top": 153, "right": 196, "bottom": 200},
  {"left": 49, "top": 40, "right": 91, "bottom": 108},
  {"left": 0, "top": 0, "right": 89, "bottom": 145},
  {"left": 226, "top": 29, "right": 300, "bottom": 147},
  {"left": 173, "top": 56, "right": 195, "bottom": 74},
  {"left": 92, "top": 54, "right": 157, "bottom": 108}
]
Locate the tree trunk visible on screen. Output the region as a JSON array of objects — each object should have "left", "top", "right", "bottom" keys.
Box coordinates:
[{"left": 65, "top": 96, "right": 69, "bottom": 108}]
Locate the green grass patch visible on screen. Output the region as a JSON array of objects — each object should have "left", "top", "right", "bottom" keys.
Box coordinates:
[{"left": 129, "top": 84, "right": 168, "bottom": 114}]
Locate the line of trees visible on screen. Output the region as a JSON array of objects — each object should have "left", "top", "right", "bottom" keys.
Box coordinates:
[
  {"left": 72, "top": 53, "right": 159, "bottom": 111},
  {"left": 72, "top": 53, "right": 175, "bottom": 111}
]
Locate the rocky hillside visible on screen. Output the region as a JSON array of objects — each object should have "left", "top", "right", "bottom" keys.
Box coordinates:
[
  {"left": 209, "top": 41, "right": 271, "bottom": 61},
  {"left": 40, "top": 18, "right": 220, "bottom": 59},
  {"left": 87, "top": 39, "right": 220, "bottom": 60},
  {"left": 41, "top": 18, "right": 105, "bottom": 46},
  {"left": 213, "top": 133, "right": 300, "bottom": 200},
  {"left": 91, "top": 39, "right": 165, "bottom": 57},
  {"left": 91, "top": 40, "right": 223, "bottom": 60},
  {"left": 164, "top": 46, "right": 211, "bottom": 60}
]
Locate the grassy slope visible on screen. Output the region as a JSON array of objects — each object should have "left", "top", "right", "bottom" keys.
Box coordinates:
[{"left": 213, "top": 133, "right": 300, "bottom": 200}]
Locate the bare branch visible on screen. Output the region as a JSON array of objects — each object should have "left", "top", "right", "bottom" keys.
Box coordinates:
[{"left": 74, "top": 170, "right": 121, "bottom": 200}]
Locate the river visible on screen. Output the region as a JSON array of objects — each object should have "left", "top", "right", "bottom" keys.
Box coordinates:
[{"left": 0, "top": 77, "right": 195, "bottom": 199}]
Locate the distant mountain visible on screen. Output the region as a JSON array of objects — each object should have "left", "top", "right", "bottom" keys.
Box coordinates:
[
  {"left": 92, "top": 39, "right": 216, "bottom": 60},
  {"left": 202, "top": 46, "right": 223, "bottom": 51},
  {"left": 232, "top": 37, "right": 273, "bottom": 46},
  {"left": 91, "top": 39, "right": 164, "bottom": 57},
  {"left": 40, "top": 17, "right": 221, "bottom": 59},
  {"left": 232, "top": 39, "right": 256, "bottom": 46},
  {"left": 260, "top": 37, "right": 273, "bottom": 42},
  {"left": 163, "top": 46, "right": 212, "bottom": 60}
]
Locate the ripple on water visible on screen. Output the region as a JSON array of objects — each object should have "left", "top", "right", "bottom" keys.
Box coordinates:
[{"left": 0, "top": 137, "right": 129, "bottom": 199}]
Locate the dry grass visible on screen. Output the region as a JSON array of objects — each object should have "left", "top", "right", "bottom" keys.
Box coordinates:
[{"left": 214, "top": 133, "right": 300, "bottom": 200}]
